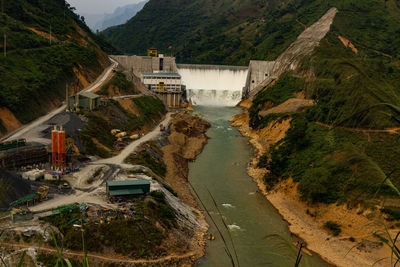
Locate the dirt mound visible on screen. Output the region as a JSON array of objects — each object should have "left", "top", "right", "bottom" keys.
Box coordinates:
[
  {"left": 173, "top": 113, "right": 211, "bottom": 138},
  {"left": 0, "top": 169, "right": 31, "bottom": 209}
]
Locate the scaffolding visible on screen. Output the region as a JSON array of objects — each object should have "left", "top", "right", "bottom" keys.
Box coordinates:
[{"left": 0, "top": 143, "right": 48, "bottom": 170}]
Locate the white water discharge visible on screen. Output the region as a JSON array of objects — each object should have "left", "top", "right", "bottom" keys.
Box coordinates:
[{"left": 177, "top": 66, "right": 248, "bottom": 106}]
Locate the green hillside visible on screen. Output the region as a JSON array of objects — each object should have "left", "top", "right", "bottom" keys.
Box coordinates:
[
  {"left": 102, "top": 0, "right": 400, "bottom": 65},
  {"left": 0, "top": 0, "right": 117, "bottom": 135},
  {"left": 246, "top": 1, "right": 400, "bottom": 205}
]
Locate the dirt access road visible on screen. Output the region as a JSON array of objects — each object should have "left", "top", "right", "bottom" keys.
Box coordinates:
[
  {"left": 1, "top": 58, "right": 118, "bottom": 142},
  {"left": 97, "top": 113, "right": 172, "bottom": 165},
  {"left": 2, "top": 242, "right": 198, "bottom": 265}
]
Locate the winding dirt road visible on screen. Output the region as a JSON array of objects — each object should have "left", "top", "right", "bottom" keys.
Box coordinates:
[
  {"left": 2, "top": 242, "right": 198, "bottom": 265},
  {"left": 96, "top": 113, "right": 172, "bottom": 165}
]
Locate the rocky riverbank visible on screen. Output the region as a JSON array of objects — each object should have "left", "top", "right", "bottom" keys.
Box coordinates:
[
  {"left": 230, "top": 105, "right": 391, "bottom": 267},
  {"left": 161, "top": 112, "right": 211, "bottom": 265}
]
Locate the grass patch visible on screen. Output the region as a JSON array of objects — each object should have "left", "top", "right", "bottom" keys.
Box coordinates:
[
  {"left": 98, "top": 71, "right": 137, "bottom": 96},
  {"left": 381, "top": 207, "right": 400, "bottom": 221},
  {"left": 125, "top": 142, "right": 166, "bottom": 177},
  {"left": 36, "top": 253, "right": 80, "bottom": 267}
]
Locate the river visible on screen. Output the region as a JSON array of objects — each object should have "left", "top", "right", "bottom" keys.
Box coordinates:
[{"left": 189, "top": 106, "right": 331, "bottom": 267}]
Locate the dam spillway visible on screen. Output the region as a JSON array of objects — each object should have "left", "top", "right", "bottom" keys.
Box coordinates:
[{"left": 177, "top": 64, "right": 248, "bottom": 106}]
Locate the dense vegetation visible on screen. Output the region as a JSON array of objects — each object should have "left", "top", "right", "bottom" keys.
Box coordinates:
[
  {"left": 126, "top": 141, "right": 167, "bottom": 177},
  {"left": 102, "top": 0, "right": 400, "bottom": 65},
  {"left": 236, "top": 0, "right": 400, "bottom": 206},
  {"left": 0, "top": 0, "right": 116, "bottom": 131},
  {"left": 42, "top": 191, "right": 176, "bottom": 257},
  {"left": 255, "top": 37, "right": 400, "bottom": 204},
  {"left": 262, "top": 113, "right": 400, "bottom": 204},
  {"left": 79, "top": 96, "right": 166, "bottom": 157}
]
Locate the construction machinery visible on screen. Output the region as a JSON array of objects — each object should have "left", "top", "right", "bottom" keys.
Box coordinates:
[
  {"left": 115, "top": 132, "right": 127, "bottom": 138},
  {"left": 37, "top": 185, "right": 49, "bottom": 201},
  {"left": 111, "top": 129, "right": 121, "bottom": 135}
]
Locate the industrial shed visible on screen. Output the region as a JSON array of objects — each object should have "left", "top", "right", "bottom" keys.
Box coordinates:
[
  {"left": 107, "top": 180, "right": 151, "bottom": 197},
  {"left": 67, "top": 92, "right": 100, "bottom": 111}
]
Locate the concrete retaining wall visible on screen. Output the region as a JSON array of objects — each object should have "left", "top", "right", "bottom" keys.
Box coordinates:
[{"left": 111, "top": 55, "right": 178, "bottom": 77}]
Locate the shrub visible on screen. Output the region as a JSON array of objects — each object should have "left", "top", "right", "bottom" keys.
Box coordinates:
[
  {"left": 324, "top": 221, "right": 341, "bottom": 236},
  {"left": 381, "top": 208, "right": 400, "bottom": 221},
  {"left": 298, "top": 167, "right": 339, "bottom": 203}
]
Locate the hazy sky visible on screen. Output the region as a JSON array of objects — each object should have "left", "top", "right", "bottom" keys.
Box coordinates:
[{"left": 67, "top": 0, "right": 143, "bottom": 14}]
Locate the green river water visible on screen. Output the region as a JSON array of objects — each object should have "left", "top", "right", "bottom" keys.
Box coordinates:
[{"left": 189, "top": 106, "right": 331, "bottom": 267}]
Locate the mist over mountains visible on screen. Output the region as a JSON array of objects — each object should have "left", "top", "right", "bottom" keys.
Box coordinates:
[{"left": 83, "top": 1, "right": 148, "bottom": 32}]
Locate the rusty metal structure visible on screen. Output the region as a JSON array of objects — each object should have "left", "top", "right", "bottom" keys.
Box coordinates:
[{"left": 0, "top": 143, "right": 48, "bottom": 170}]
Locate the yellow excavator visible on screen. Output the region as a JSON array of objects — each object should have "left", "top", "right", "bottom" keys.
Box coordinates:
[{"left": 37, "top": 185, "right": 49, "bottom": 201}]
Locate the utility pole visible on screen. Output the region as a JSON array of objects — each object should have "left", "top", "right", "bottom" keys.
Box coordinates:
[
  {"left": 3, "top": 33, "right": 6, "bottom": 57},
  {"left": 49, "top": 25, "right": 52, "bottom": 45}
]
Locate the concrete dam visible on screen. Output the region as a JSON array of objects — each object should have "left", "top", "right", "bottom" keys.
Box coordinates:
[
  {"left": 111, "top": 55, "right": 276, "bottom": 107},
  {"left": 177, "top": 64, "right": 248, "bottom": 106}
]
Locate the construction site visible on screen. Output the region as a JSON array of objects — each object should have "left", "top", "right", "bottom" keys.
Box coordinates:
[{"left": 0, "top": 53, "right": 208, "bottom": 266}]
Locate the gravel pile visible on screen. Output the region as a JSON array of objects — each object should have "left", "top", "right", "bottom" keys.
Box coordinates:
[{"left": 41, "top": 112, "right": 87, "bottom": 151}]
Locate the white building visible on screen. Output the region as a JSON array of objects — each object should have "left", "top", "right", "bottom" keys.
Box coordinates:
[{"left": 142, "top": 73, "right": 182, "bottom": 93}]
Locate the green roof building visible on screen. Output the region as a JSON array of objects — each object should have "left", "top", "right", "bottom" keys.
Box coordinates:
[
  {"left": 107, "top": 180, "right": 151, "bottom": 197},
  {"left": 67, "top": 92, "right": 100, "bottom": 111}
]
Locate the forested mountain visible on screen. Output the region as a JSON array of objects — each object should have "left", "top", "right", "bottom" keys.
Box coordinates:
[
  {"left": 102, "top": 0, "right": 400, "bottom": 65},
  {"left": 0, "top": 0, "right": 117, "bottom": 136}
]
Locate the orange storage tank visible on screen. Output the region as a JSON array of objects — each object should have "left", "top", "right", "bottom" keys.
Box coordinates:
[
  {"left": 51, "top": 126, "right": 58, "bottom": 170},
  {"left": 57, "top": 127, "right": 66, "bottom": 170}
]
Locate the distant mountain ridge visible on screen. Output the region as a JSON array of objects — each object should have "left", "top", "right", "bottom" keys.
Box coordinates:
[{"left": 84, "top": 1, "right": 148, "bottom": 32}]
